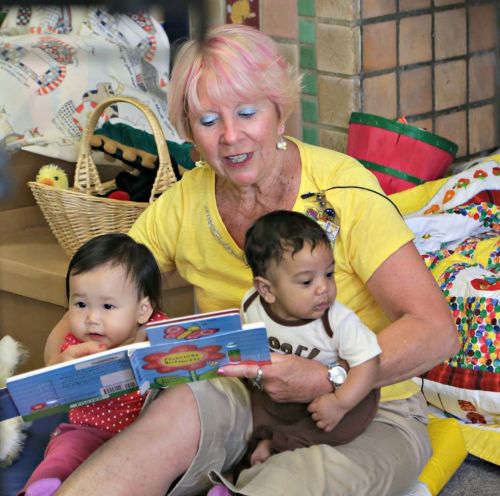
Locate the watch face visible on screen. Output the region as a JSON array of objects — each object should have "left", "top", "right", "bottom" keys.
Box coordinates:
[{"left": 329, "top": 365, "right": 347, "bottom": 385}]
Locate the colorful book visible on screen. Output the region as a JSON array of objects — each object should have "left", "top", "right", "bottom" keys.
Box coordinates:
[
  {"left": 133, "top": 322, "right": 269, "bottom": 391},
  {"left": 146, "top": 308, "right": 242, "bottom": 344},
  {"left": 2, "top": 311, "right": 270, "bottom": 421}
]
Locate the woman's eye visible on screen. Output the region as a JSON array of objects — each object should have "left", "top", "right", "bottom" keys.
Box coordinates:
[
  {"left": 238, "top": 107, "right": 256, "bottom": 118},
  {"left": 199, "top": 113, "right": 219, "bottom": 126}
]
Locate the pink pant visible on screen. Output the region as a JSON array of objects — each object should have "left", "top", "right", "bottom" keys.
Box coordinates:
[{"left": 19, "top": 423, "right": 115, "bottom": 495}]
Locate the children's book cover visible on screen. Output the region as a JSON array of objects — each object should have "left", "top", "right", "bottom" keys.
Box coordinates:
[
  {"left": 132, "top": 322, "right": 270, "bottom": 390},
  {"left": 3, "top": 312, "right": 270, "bottom": 421}
]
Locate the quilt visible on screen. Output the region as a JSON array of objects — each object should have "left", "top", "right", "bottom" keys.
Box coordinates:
[{"left": 392, "top": 154, "right": 500, "bottom": 464}]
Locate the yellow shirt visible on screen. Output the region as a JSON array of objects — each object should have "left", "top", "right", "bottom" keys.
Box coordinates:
[{"left": 130, "top": 137, "right": 418, "bottom": 401}]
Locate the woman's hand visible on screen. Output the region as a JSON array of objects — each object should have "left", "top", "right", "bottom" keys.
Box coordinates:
[
  {"left": 46, "top": 341, "right": 107, "bottom": 366},
  {"left": 218, "top": 353, "right": 333, "bottom": 403}
]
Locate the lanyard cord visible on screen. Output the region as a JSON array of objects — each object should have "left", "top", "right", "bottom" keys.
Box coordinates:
[{"left": 301, "top": 185, "right": 403, "bottom": 218}]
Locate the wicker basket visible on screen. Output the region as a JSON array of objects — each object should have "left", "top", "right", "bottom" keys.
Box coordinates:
[{"left": 28, "top": 96, "right": 177, "bottom": 258}]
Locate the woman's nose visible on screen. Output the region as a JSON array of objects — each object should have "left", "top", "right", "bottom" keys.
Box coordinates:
[{"left": 221, "top": 118, "right": 239, "bottom": 143}]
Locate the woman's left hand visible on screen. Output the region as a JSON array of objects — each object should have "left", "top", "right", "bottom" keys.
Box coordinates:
[{"left": 218, "top": 353, "right": 332, "bottom": 403}]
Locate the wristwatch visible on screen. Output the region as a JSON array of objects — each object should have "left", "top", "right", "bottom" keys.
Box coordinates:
[{"left": 327, "top": 362, "right": 347, "bottom": 389}]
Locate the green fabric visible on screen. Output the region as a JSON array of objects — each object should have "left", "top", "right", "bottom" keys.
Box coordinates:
[
  {"left": 359, "top": 159, "right": 425, "bottom": 185},
  {"left": 93, "top": 122, "right": 196, "bottom": 170}
]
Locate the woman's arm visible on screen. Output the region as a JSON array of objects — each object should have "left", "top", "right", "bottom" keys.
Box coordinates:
[
  {"left": 367, "top": 241, "right": 458, "bottom": 387},
  {"left": 221, "top": 241, "right": 459, "bottom": 401},
  {"left": 44, "top": 311, "right": 70, "bottom": 364}
]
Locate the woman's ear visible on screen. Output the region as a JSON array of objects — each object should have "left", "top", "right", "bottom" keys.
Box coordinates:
[
  {"left": 254, "top": 277, "right": 276, "bottom": 304},
  {"left": 137, "top": 297, "right": 154, "bottom": 325}
]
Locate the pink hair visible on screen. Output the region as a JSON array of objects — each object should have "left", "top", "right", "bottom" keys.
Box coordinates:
[{"left": 168, "top": 24, "right": 301, "bottom": 141}]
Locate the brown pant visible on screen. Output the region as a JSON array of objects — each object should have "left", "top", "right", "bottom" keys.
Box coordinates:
[{"left": 250, "top": 388, "right": 380, "bottom": 454}]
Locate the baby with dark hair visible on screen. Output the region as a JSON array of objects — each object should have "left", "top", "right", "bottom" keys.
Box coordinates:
[
  {"left": 20, "top": 233, "right": 164, "bottom": 496},
  {"left": 242, "top": 211, "right": 381, "bottom": 465}
]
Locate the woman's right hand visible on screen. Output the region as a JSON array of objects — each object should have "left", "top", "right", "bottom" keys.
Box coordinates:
[{"left": 219, "top": 352, "right": 333, "bottom": 403}]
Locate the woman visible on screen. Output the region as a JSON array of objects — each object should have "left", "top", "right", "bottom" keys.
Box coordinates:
[{"left": 47, "top": 24, "right": 458, "bottom": 496}]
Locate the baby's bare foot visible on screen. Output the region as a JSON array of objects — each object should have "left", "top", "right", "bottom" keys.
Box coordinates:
[{"left": 250, "top": 439, "right": 272, "bottom": 465}]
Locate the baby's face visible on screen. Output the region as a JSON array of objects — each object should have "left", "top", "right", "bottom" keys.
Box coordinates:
[
  {"left": 265, "top": 242, "right": 336, "bottom": 321},
  {"left": 67, "top": 264, "right": 145, "bottom": 349}
]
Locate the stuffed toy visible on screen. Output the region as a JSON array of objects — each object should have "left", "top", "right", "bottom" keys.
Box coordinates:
[
  {"left": 90, "top": 122, "right": 198, "bottom": 202},
  {"left": 35, "top": 164, "right": 69, "bottom": 190},
  {"left": 0, "top": 336, "right": 30, "bottom": 467}
]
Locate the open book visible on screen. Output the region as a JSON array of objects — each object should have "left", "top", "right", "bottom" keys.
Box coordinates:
[{"left": 1, "top": 309, "right": 270, "bottom": 421}]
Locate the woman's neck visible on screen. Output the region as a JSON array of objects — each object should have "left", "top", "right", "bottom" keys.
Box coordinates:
[
  {"left": 217, "top": 144, "right": 300, "bottom": 212},
  {"left": 215, "top": 142, "right": 301, "bottom": 248}
]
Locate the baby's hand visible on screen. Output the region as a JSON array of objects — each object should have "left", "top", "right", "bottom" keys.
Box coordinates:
[
  {"left": 308, "top": 393, "right": 348, "bottom": 432},
  {"left": 46, "top": 341, "right": 107, "bottom": 366}
]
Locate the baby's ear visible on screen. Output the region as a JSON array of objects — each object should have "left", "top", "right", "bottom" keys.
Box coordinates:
[
  {"left": 254, "top": 277, "right": 275, "bottom": 304},
  {"left": 137, "top": 297, "right": 154, "bottom": 325}
]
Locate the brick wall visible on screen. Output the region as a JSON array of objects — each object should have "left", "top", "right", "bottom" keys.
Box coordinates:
[{"left": 204, "top": 0, "right": 499, "bottom": 161}]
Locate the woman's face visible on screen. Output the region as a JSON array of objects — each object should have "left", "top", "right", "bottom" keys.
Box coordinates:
[{"left": 188, "top": 86, "right": 284, "bottom": 187}]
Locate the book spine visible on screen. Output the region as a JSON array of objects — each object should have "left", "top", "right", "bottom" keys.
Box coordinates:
[{"left": 128, "top": 349, "right": 150, "bottom": 394}]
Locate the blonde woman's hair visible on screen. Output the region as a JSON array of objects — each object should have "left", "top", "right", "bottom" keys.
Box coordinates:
[{"left": 168, "top": 23, "right": 302, "bottom": 141}]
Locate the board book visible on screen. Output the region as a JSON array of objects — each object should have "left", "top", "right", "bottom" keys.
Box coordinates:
[{"left": 1, "top": 309, "right": 270, "bottom": 421}]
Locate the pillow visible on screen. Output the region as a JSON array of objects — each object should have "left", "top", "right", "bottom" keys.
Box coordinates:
[{"left": 418, "top": 416, "right": 468, "bottom": 496}]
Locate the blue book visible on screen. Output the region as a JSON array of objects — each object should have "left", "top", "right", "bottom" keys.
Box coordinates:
[
  {"left": 3, "top": 311, "right": 269, "bottom": 422},
  {"left": 146, "top": 308, "right": 242, "bottom": 344},
  {"left": 131, "top": 322, "right": 270, "bottom": 391},
  {"left": 5, "top": 344, "right": 140, "bottom": 421}
]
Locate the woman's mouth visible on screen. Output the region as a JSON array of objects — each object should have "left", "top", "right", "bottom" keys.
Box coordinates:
[{"left": 226, "top": 152, "right": 252, "bottom": 164}]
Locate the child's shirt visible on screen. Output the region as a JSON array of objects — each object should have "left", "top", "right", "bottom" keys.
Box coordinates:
[
  {"left": 242, "top": 290, "right": 381, "bottom": 367},
  {"left": 60, "top": 310, "right": 167, "bottom": 433}
]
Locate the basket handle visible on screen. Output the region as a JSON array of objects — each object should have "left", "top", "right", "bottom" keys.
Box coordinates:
[{"left": 75, "top": 95, "right": 177, "bottom": 203}]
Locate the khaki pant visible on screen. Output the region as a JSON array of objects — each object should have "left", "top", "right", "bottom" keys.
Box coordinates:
[{"left": 169, "top": 378, "right": 431, "bottom": 496}]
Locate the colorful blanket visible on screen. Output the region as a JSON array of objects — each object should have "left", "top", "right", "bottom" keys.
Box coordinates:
[{"left": 392, "top": 154, "right": 500, "bottom": 464}]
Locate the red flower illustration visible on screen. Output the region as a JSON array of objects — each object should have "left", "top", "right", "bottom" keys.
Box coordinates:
[{"left": 142, "top": 344, "right": 225, "bottom": 373}]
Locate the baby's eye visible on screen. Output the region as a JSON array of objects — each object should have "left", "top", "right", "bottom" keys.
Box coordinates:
[
  {"left": 199, "top": 113, "right": 219, "bottom": 126},
  {"left": 300, "top": 279, "right": 312, "bottom": 286},
  {"left": 75, "top": 301, "right": 86, "bottom": 308},
  {"left": 326, "top": 271, "right": 334, "bottom": 279},
  {"left": 103, "top": 304, "right": 114, "bottom": 310},
  {"left": 238, "top": 107, "right": 256, "bottom": 118}
]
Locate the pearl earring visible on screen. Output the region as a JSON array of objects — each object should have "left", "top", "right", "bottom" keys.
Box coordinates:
[{"left": 276, "top": 135, "right": 287, "bottom": 151}]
